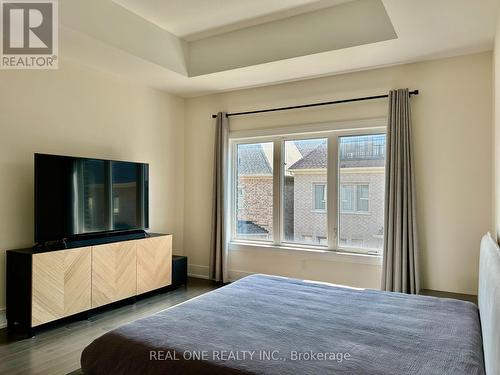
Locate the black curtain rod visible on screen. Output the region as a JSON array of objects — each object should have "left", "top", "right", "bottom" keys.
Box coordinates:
[{"left": 211, "top": 89, "right": 419, "bottom": 118}]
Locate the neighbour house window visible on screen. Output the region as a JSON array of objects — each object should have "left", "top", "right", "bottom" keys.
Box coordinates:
[
  {"left": 341, "top": 185, "right": 355, "bottom": 212},
  {"left": 340, "top": 184, "right": 369, "bottom": 213},
  {"left": 237, "top": 187, "right": 245, "bottom": 210},
  {"left": 231, "top": 128, "right": 386, "bottom": 255},
  {"left": 313, "top": 183, "right": 327, "bottom": 211},
  {"left": 357, "top": 184, "right": 369, "bottom": 212}
]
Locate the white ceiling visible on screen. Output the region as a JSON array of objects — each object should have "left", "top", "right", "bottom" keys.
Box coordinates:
[
  {"left": 60, "top": 0, "right": 499, "bottom": 97},
  {"left": 112, "top": 0, "right": 353, "bottom": 39}
]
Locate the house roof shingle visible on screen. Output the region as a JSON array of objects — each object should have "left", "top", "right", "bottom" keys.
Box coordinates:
[
  {"left": 294, "top": 139, "right": 324, "bottom": 158},
  {"left": 238, "top": 139, "right": 384, "bottom": 175},
  {"left": 237, "top": 144, "right": 272, "bottom": 175},
  {"left": 288, "top": 142, "right": 327, "bottom": 170},
  {"left": 237, "top": 220, "right": 268, "bottom": 234},
  {"left": 289, "top": 140, "right": 385, "bottom": 170}
]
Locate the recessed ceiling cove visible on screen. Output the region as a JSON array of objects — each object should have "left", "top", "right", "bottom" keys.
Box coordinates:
[
  {"left": 109, "top": 0, "right": 396, "bottom": 76},
  {"left": 111, "top": 0, "right": 355, "bottom": 39},
  {"left": 187, "top": 0, "right": 396, "bottom": 76}
]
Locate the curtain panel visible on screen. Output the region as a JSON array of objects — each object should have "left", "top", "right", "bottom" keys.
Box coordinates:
[
  {"left": 209, "top": 112, "right": 229, "bottom": 283},
  {"left": 382, "top": 89, "right": 420, "bottom": 294}
]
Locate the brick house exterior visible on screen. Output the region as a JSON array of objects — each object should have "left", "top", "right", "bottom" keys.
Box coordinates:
[
  {"left": 236, "top": 143, "right": 274, "bottom": 239},
  {"left": 338, "top": 167, "right": 385, "bottom": 249},
  {"left": 237, "top": 176, "right": 273, "bottom": 238},
  {"left": 286, "top": 171, "right": 327, "bottom": 243}
]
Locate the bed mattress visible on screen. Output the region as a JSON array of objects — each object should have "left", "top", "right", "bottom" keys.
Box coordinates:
[{"left": 81, "top": 274, "right": 484, "bottom": 374}]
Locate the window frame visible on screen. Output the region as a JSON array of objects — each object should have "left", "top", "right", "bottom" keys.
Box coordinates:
[
  {"left": 312, "top": 182, "right": 327, "bottom": 212},
  {"left": 229, "top": 119, "right": 386, "bottom": 256}
]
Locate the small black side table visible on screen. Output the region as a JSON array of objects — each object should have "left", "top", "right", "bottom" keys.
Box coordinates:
[{"left": 172, "top": 255, "right": 188, "bottom": 288}]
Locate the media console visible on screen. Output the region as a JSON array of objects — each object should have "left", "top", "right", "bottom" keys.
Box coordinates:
[{"left": 6, "top": 233, "right": 172, "bottom": 336}]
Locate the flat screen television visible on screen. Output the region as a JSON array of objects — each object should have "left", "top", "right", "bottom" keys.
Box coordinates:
[{"left": 35, "top": 153, "right": 149, "bottom": 243}]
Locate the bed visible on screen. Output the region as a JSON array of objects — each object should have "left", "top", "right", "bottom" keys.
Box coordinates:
[{"left": 81, "top": 233, "right": 500, "bottom": 375}]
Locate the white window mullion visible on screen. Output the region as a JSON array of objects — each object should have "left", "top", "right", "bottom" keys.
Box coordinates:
[
  {"left": 327, "top": 135, "right": 338, "bottom": 251},
  {"left": 230, "top": 141, "right": 239, "bottom": 241},
  {"left": 273, "top": 139, "right": 282, "bottom": 246}
]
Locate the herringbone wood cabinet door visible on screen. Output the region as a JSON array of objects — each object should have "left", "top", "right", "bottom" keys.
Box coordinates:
[
  {"left": 137, "top": 235, "right": 172, "bottom": 294},
  {"left": 64, "top": 248, "right": 92, "bottom": 316},
  {"left": 91, "top": 241, "right": 137, "bottom": 308},
  {"left": 32, "top": 247, "right": 91, "bottom": 326}
]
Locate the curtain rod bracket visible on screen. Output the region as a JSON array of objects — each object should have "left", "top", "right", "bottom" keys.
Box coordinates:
[{"left": 211, "top": 89, "right": 419, "bottom": 119}]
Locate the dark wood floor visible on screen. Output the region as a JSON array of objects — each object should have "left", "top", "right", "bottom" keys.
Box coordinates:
[{"left": 0, "top": 278, "right": 219, "bottom": 375}]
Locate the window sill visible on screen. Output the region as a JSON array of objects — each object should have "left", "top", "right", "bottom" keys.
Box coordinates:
[
  {"left": 228, "top": 241, "right": 383, "bottom": 265},
  {"left": 340, "top": 211, "right": 371, "bottom": 215}
]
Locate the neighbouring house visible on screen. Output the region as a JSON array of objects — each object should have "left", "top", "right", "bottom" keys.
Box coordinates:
[
  {"left": 236, "top": 135, "right": 386, "bottom": 251},
  {"left": 236, "top": 143, "right": 274, "bottom": 239}
]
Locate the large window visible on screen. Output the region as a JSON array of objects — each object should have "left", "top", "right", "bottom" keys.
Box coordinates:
[{"left": 231, "top": 129, "right": 386, "bottom": 255}]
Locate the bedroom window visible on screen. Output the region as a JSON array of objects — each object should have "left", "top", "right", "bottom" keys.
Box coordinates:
[{"left": 230, "top": 124, "right": 386, "bottom": 255}]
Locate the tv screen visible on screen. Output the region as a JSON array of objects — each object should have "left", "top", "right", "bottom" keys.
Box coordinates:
[{"left": 35, "top": 153, "right": 149, "bottom": 243}]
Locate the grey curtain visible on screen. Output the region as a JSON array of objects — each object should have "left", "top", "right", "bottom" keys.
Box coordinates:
[
  {"left": 381, "top": 89, "right": 420, "bottom": 294},
  {"left": 209, "top": 112, "right": 229, "bottom": 283}
]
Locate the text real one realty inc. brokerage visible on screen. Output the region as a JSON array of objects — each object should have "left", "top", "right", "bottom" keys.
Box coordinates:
[{"left": 149, "top": 350, "right": 352, "bottom": 363}]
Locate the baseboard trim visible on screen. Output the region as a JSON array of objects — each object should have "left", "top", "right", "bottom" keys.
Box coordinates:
[
  {"left": 186, "top": 265, "right": 280, "bottom": 283},
  {"left": 0, "top": 309, "right": 6, "bottom": 329},
  {"left": 188, "top": 273, "right": 210, "bottom": 280},
  {"left": 228, "top": 269, "right": 254, "bottom": 282},
  {"left": 188, "top": 264, "right": 209, "bottom": 279},
  {"left": 187, "top": 265, "right": 256, "bottom": 282}
]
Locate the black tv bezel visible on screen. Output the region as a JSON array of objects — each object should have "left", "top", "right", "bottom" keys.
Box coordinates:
[{"left": 34, "top": 153, "right": 150, "bottom": 245}]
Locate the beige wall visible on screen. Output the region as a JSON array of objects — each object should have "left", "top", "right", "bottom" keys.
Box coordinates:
[
  {"left": 494, "top": 10, "right": 500, "bottom": 242},
  {"left": 0, "top": 59, "right": 185, "bottom": 312},
  {"left": 185, "top": 52, "right": 493, "bottom": 295}
]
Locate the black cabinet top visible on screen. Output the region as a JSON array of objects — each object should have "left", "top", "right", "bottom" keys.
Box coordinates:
[{"left": 7, "top": 232, "right": 171, "bottom": 255}]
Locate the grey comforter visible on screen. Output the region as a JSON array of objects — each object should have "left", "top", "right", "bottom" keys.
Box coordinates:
[{"left": 81, "top": 274, "right": 484, "bottom": 374}]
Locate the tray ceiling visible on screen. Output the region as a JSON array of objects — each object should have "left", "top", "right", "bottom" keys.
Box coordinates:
[{"left": 59, "top": 0, "right": 499, "bottom": 97}]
